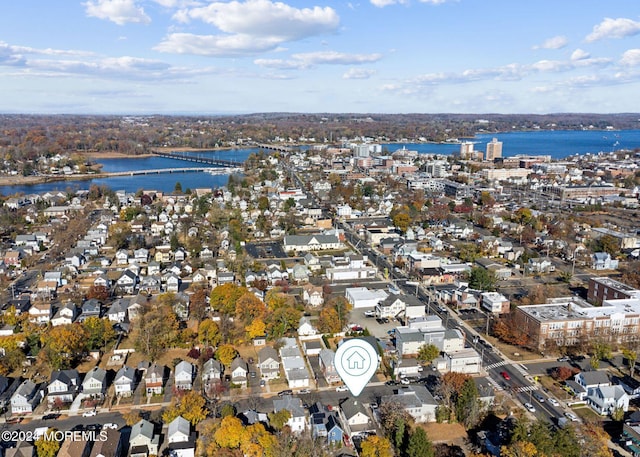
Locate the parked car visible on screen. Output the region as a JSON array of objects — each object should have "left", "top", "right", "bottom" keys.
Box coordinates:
[
  {"left": 557, "top": 356, "right": 570, "bottom": 362},
  {"left": 385, "top": 380, "right": 398, "bottom": 386},
  {"left": 102, "top": 423, "right": 118, "bottom": 430},
  {"left": 400, "top": 378, "right": 410, "bottom": 385},
  {"left": 82, "top": 410, "right": 97, "bottom": 417},
  {"left": 565, "top": 412, "right": 579, "bottom": 422},
  {"left": 278, "top": 390, "right": 293, "bottom": 397},
  {"left": 260, "top": 380, "right": 266, "bottom": 387},
  {"left": 364, "top": 310, "right": 375, "bottom": 317},
  {"left": 336, "top": 385, "right": 349, "bottom": 392},
  {"left": 548, "top": 398, "right": 560, "bottom": 406},
  {"left": 298, "top": 388, "right": 311, "bottom": 394},
  {"left": 524, "top": 402, "right": 536, "bottom": 413},
  {"left": 500, "top": 371, "right": 511, "bottom": 381}
]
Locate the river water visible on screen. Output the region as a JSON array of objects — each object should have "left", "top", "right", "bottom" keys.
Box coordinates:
[{"left": 2, "top": 130, "right": 639, "bottom": 196}]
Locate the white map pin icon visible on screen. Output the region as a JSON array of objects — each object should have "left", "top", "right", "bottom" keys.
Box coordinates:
[{"left": 334, "top": 338, "right": 379, "bottom": 397}]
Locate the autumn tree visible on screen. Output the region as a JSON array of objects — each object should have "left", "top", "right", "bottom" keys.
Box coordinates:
[
  {"left": 162, "top": 390, "right": 209, "bottom": 425},
  {"left": 216, "top": 344, "right": 238, "bottom": 367},
  {"left": 199, "top": 319, "right": 221, "bottom": 348},
  {"left": 190, "top": 287, "right": 209, "bottom": 321},
  {"left": 210, "top": 283, "right": 248, "bottom": 314},
  {"left": 501, "top": 441, "right": 541, "bottom": 457},
  {"left": 39, "top": 324, "right": 88, "bottom": 369},
  {"left": 317, "top": 307, "right": 341, "bottom": 334},
  {"left": 133, "top": 304, "right": 179, "bottom": 361},
  {"left": 266, "top": 305, "right": 302, "bottom": 339},
  {"left": 214, "top": 415, "right": 246, "bottom": 449},
  {"left": 123, "top": 410, "right": 142, "bottom": 426},
  {"left": 235, "top": 292, "right": 267, "bottom": 325},
  {"left": 417, "top": 344, "right": 440, "bottom": 365},
  {"left": 268, "top": 409, "right": 291, "bottom": 431},
  {"left": 361, "top": 435, "right": 393, "bottom": 457},
  {"left": 82, "top": 316, "right": 116, "bottom": 351},
  {"left": 34, "top": 428, "right": 61, "bottom": 457},
  {"left": 245, "top": 318, "right": 266, "bottom": 340},
  {"left": 622, "top": 348, "right": 638, "bottom": 377},
  {"left": 86, "top": 285, "right": 110, "bottom": 301}
]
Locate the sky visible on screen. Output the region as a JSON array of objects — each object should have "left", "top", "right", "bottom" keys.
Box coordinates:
[{"left": 1, "top": 0, "right": 640, "bottom": 114}]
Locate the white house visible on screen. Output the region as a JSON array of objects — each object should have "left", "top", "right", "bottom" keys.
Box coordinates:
[
  {"left": 129, "top": 419, "right": 160, "bottom": 457},
  {"left": 273, "top": 395, "right": 307, "bottom": 433},
  {"left": 442, "top": 349, "right": 482, "bottom": 374},
  {"left": 380, "top": 385, "right": 438, "bottom": 423},
  {"left": 82, "top": 366, "right": 107, "bottom": 399},
  {"left": 587, "top": 385, "right": 629, "bottom": 416},
  {"left": 258, "top": 347, "right": 280, "bottom": 380},
  {"left": 302, "top": 284, "right": 324, "bottom": 307},
  {"left": 480, "top": 292, "right": 510, "bottom": 314},
  {"left": 174, "top": 361, "right": 194, "bottom": 390},
  {"left": 114, "top": 366, "right": 136, "bottom": 397},
  {"left": 298, "top": 316, "right": 317, "bottom": 336},
  {"left": 11, "top": 380, "right": 42, "bottom": 414},
  {"left": 231, "top": 357, "right": 249, "bottom": 388}
]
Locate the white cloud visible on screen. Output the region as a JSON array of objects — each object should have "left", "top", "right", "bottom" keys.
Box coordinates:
[
  {"left": 343, "top": 68, "right": 376, "bottom": 79},
  {"left": 84, "top": 0, "right": 151, "bottom": 25},
  {"left": 533, "top": 35, "right": 568, "bottom": 50},
  {"left": 164, "top": 0, "right": 339, "bottom": 56},
  {"left": 156, "top": 33, "right": 282, "bottom": 56},
  {"left": 254, "top": 50, "right": 382, "bottom": 69},
  {"left": 621, "top": 49, "right": 640, "bottom": 66},
  {"left": 570, "top": 49, "right": 590, "bottom": 61},
  {"left": 585, "top": 17, "right": 640, "bottom": 42}
]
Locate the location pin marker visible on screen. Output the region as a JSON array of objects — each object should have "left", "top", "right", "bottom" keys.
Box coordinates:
[{"left": 334, "top": 338, "right": 379, "bottom": 397}]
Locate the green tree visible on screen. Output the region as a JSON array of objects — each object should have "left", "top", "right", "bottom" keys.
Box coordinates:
[
  {"left": 455, "top": 378, "right": 480, "bottom": 427},
  {"left": 174, "top": 181, "right": 183, "bottom": 193},
  {"left": 468, "top": 267, "right": 497, "bottom": 291},
  {"left": 417, "top": 344, "right": 440, "bottom": 365},
  {"left": 407, "top": 427, "right": 434, "bottom": 457},
  {"left": 82, "top": 316, "right": 116, "bottom": 351},
  {"left": 133, "top": 304, "right": 179, "bottom": 361}
]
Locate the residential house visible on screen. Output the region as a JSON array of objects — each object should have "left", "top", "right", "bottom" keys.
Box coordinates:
[
  {"left": 11, "top": 380, "right": 42, "bottom": 414},
  {"left": 480, "top": 292, "right": 510, "bottom": 314},
  {"left": 5, "top": 442, "right": 35, "bottom": 457},
  {"left": 309, "top": 402, "right": 344, "bottom": 446},
  {"left": 376, "top": 294, "right": 422, "bottom": 320},
  {"left": 592, "top": 252, "right": 619, "bottom": 270},
  {"left": 442, "top": 349, "right": 482, "bottom": 374},
  {"left": 258, "top": 346, "right": 280, "bottom": 380},
  {"left": 279, "top": 338, "right": 311, "bottom": 388},
  {"left": 302, "top": 284, "right": 324, "bottom": 307},
  {"left": 47, "top": 369, "right": 81, "bottom": 405},
  {"left": 114, "top": 366, "right": 136, "bottom": 397},
  {"left": 319, "top": 349, "right": 341, "bottom": 384},
  {"left": 273, "top": 395, "right": 307, "bottom": 433},
  {"left": 50, "top": 303, "right": 78, "bottom": 326},
  {"left": 129, "top": 419, "right": 160, "bottom": 457},
  {"left": 587, "top": 385, "right": 630, "bottom": 416},
  {"left": 88, "top": 428, "right": 122, "bottom": 457},
  {"left": 77, "top": 299, "right": 102, "bottom": 322},
  {"left": 338, "top": 399, "right": 374, "bottom": 437},
  {"left": 139, "top": 275, "right": 162, "bottom": 294},
  {"left": 202, "top": 359, "right": 224, "bottom": 393},
  {"left": 145, "top": 364, "right": 165, "bottom": 396},
  {"left": 231, "top": 357, "right": 249, "bottom": 388},
  {"left": 82, "top": 366, "right": 107, "bottom": 399},
  {"left": 572, "top": 371, "right": 611, "bottom": 400},
  {"left": 174, "top": 361, "right": 194, "bottom": 391},
  {"left": 165, "top": 273, "right": 181, "bottom": 293},
  {"left": 167, "top": 416, "right": 195, "bottom": 457},
  {"left": 298, "top": 316, "right": 317, "bottom": 336},
  {"left": 28, "top": 302, "right": 52, "bottom": 324},
  {"left": 107, "top": 298, "right": 130, "bottom": 323},
  {"left": 115, "top": 270, "right": 138, "bottom": 294},
  {"left": 134, "top": 248, "right": 149, "bottom": 264},
  {"left": 380, "top": 386, "right": 438, "bottom": 423},
  {"left": 58, "top": 436, "right": 91, "bottom": 457}
]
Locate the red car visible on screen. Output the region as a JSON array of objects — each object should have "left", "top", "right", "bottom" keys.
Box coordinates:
[{"left": 500, "top": 371, "right": 511, "bottom": 381}]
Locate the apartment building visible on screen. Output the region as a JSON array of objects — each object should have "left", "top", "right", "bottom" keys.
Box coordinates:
[
  {"left": 515, "top": 296, "right": 640, "bottom": 351},
  {"left": 588, "top": 277, "right": 640, "bottom": 306}
]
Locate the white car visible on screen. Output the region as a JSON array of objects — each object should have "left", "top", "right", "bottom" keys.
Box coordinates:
[
  {"left": 298, "top": 389, "right": 311, "bottom": 394},
  {"left": 336, "top": 385, "right": 349, "bottom": 392},
  {"left": 400, "top": 378, "right": 410, "bottom": 385},
  {"left": 82, "top": 410, "right": 97, "bottom": 417},
  {"left": 524, "top": 403, "right": 536, "bottom": 413},
  {"left": 102, "top": 423, "right": 118, "bottom": 430},
  {"left": 548, "top": 398, "right": 560, "bottom": 406},
  {"left": 565, "top": 412, "right": 579, "bottom": 422}
]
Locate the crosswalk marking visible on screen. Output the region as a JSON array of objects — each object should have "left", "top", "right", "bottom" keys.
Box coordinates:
[
  {"left": 515, "top": 385, "right": 538, "bottom": 393},
  {"left": 485, "top": 360, "right": 509, "bottom": 370}
]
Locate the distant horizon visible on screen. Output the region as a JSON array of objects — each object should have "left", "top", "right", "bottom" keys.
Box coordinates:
[{"left": 2, "top": 2, "right": 640, "bottom": 113}]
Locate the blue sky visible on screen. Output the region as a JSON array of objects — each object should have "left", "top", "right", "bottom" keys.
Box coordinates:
[{"left": 1, "top": 0, "right": 640, "bottom": 114}]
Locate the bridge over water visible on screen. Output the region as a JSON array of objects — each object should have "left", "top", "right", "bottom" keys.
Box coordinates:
[
  {"left": 152, "top": 150, "right": 245, "bottom": 167},
  {"left": 106, "top": 167, "right": 242, "bottom": 177}
]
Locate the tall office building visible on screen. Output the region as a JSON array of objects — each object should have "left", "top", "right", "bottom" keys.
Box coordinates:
[
  {"left": 459, "top": 141, "right": 474, "bottom": 159},
  {"left": 485, "top": 138, "right": 503, "bottom": 161}
]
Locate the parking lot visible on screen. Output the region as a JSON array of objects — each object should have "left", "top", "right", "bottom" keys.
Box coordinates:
[{"left": 244, "top": 241, "right": 287, "bottom": 259}]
